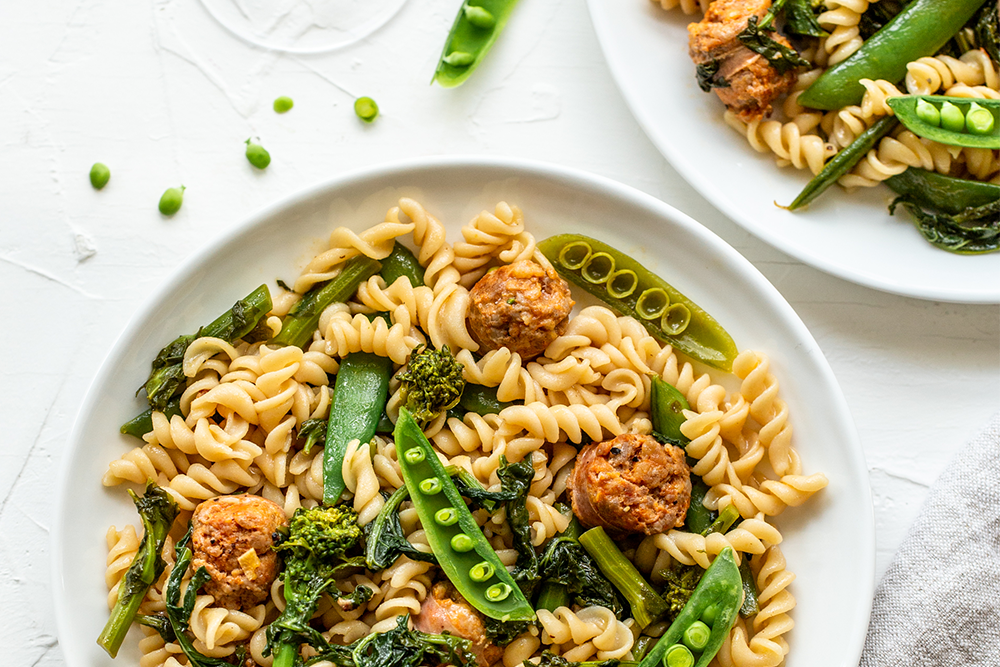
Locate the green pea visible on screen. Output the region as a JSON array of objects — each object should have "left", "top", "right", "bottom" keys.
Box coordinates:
[
  {"left": 434, "top": 507, "right": 459, "bottom": 526},
  {"left": 581, "top": 252, "right": 615, "bottom": 285},
  {"left": 451, "top": 533, "right": 475, "bottom": 552},
  {"left": 354, "top": 96, "right": 379, "bottom": 123},
  {"left": 558, "top": 241, "right": 592, "bottom": 270},
  {"left": 404, "top": 448, "right": 426, "bottom": 464},
  {"left": 636, "top": 287, "right": 670, "bottom": 320},
  {"left": 914, "top": 98, "right": 941, "bottom": 126},
  {"left": 463, "top": 5, "right": 496, "bottom": 29},
  {"left": 939, "top": 101, "right": 965, "bottom": 133},
  {"left": 662, "top": 303, "right": 692, "bottom": 336},
  {"left": 245, "top": 139, "right": 271, "bottom": 170},
  {"left": 701, "top": 604, "right": 719, "bottom": 626},
  {"left": 665, "top": 644, "right": 695, "bottom": 667},
  {"left": 966, "top": 102, "right": 995, "bottom": 136},
  {"left": 158, "top": 186, "right": 185, "bottom": 216},
  {"left": 607, "top": 270, "right": 638, "bottom": 299},
  {"left": 418, "top": 477, "right": 443, "bottom": 495},
  {"left": 273, "top": 96, "right": 294, "bottom": 113},
  {"left": 682, "top": 621, "right": 711, "bottom": 652},
  {"left": 485, "top": 583, "right": 512, "bottom": 601},
  {"left": 89, "top": 162, "right": 110, "bottom": 190},
  {"left": 470, "top": 561, "right": 495, "bottom": 582},
  {"left": 442, "top": 51, "right": 475, "bottom": 67}
]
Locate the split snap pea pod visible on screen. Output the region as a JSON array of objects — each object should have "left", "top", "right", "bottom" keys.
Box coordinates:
[
  {"left": 322, "top": 352, "right": 393, "bottom": 506},
  {"left": 433, "top": 0, "right": 522, "bottom": 88},
  {"left": 270, "top": 255, "right": 381, "bottom": 348},
  {"left": 786, "top": 115, "right": 898, "bottom": 210},
  {"left": 638, "top": 547, "right": 742, "bottom": 667},
  {"left": 798, "top": 0, "right": 989, "bottom": 110},
  {"left": 887, "top": 96, "right": 1000, "bottom": 149},
  {"left": 885, "top": 168, "right": 1000, "bottom": 216},
  {"left": 394, "top": 407, "right": 536, "bottom": 622},
  {"left": 538, "top": 234, "right": 738, "bottom": 372}
]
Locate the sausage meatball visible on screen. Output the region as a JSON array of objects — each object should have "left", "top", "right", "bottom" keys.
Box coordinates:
[
  {"left": 468, "top": 260, "right": 574, "bottom": 361},
  {"left": 570, "top": 433, "right": 692, "bottom": 536},
  {"left": 688, "top": 0, "right": 798, "bottom": 120},
  {"left": 413, "top": 582, "right": 503, "bottom": 667},
  {"left": 190, "top": 494, "right": 288, "bottom": 610}
]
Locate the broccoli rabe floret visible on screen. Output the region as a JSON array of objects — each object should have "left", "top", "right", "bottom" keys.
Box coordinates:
[
  {"left": 660, "top": 563, "right": 705, "bottom": 623},
  {"left": 267, "top": 506, "right": 366, "bottom": 667},
  {"left": 397, "top": 345, "right": 465, "bottom": 424}
]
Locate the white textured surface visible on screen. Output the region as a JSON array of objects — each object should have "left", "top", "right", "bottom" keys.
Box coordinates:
[{"left": 1, "top": 1, "right": 997, "bottom": 665}]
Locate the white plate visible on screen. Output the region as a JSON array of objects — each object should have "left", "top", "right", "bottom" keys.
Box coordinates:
[
  {"left": 586, "top": 0, "right": 1000, "bottom": 303},
  {"left": 53, "top": 157, "right": 874, "bottom": 667}
]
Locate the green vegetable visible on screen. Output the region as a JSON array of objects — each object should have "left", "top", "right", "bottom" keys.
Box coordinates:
[
  {"left": 940, "top": 101, "right": 966, "bottom": 132},
  {"left": 245, "top": 138, "right": 272, "bottom": 169},
  {"left": 665, "top": 645, "right": 695, "bottom": 667},
  {"left": 433, "top": 0, "right": 522, "bottom": 88},
  {"left": 380, "top": 241, "right": 426, "bottom": 287},
  {"left": 298, "top": 417, "right": 328, "bottom": 453},
  {"left": 660, "top": 563, "right": 704, "bottom": 624},
  {"left": 322, "top": 352, "right": 393, "bottom": 505},
  {"left": 578, "top": 526, "right": 669, "bottom": 629},
  {"left": 143, "top": 284, "right": 272, "bottom": 410},
  {"left": 684, "top": 480, "right": 715, "bottom": 535},
  {"left": 637, "top": 547, "right": 743, "bottom": 667},
  {"left": 529, "top": 652, "right": 634, "bottom": 667},
  {"left": 120, "top": 396, "right": 182, "bottom": 439},
  {"left": 973, "top": 1, "right": 999, "bottom": 63},
  {"left": 139, "top": 525, "right": 248, "bottom": 667},
  {"left": 398, "top": 345, "right": 466, "bottom": 424},
  {"left": 538, "top": 234, "right": 738, "bottom": 372},
  {"left": 89, "top": 162, "right": 110, "bottom": 190},
  {"left": 736, "top": 3, "right": 810, "bottom": 75},
  {"left": 701, "top": 504, "right": 740, "bottom": 537},
  {"left": 966, "top": 102, "right": 996, "bottom": 135},
  {"left": 535, "top": 515, "right": 621, "bottom": 614},
  {"left": 885, "top": 168, "right": 1000, "bottom": 215},
  {"left": 271, "top": 255, "right": 381, "bottom": 348},
  {"left": 97, "top": 482, "right": 179, "bottom": 658},
  {"left": 496, "top": 457, "right": 540, "bottom": 596},
  {"left": 786, "top": 115, "right": 898, "bottom": 210},
  {"left": 346, "top": 614, "right": 478, "bottom": 667},
  {"left": 784, "top": 0, "right": 827, "bottom": 38},
  {"left": 354, "top": 96, "right": 379, "bottom": 123},
  {"left": 365, "top": 487, "right": 439, "bottom": 570},
  {"left": 798, "top": 0, "right": 989, "bottom": 110},
  {"left": 915, "top": 98, "right": 941, "bottom": 126},
  {"left": 455, "top": 384, "right": 512, "bottom": 417},
  {"left": 695, "top": 60, "right": 730, "bottom": 93},
  {"left": 267, "top": 505, "right": 367, "bottom": 667},
  {"left": 889, "top": 194, "right": 1000, "bottom": 254},
  {"left": 650, "top": 377, "right": 690, "bottom": 446},
  {"left": 394, "top": 407, "right": 536, "bottom": 622},
  {"left": 158, "top": 186, "right": 185, "bottom": 216},
  {"left": 273, "top": 95, "right": 294, "bottom": 113},
  {"left": 738, "top": 558, "right": 760, "bottom": 617}
]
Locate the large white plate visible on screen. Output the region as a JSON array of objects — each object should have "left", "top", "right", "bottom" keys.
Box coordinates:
[
  {"left": 53, "top": 157, "right": 873, "bottom": 667},
  {"left": 586, "top": 0, "right": 1000, "bottom": 303}
]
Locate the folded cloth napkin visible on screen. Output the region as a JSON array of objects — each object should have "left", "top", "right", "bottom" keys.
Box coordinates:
[{"left": 860, "top": 411, "right": 1000, "bottom": 667}]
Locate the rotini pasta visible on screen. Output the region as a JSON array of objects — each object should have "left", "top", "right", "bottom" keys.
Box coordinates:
[{"left": 102, "top": 197, "right": 825, "bottom": 667}]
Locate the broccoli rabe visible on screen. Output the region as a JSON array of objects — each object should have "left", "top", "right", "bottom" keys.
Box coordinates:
[
  {"left": 97, "top": 482, "right": 178, "bottom": 657},
  {"left": 397, "top": 345, "right": 465, "bottom": 424},
  {"left": 267, "top": 505, "right": 367, "bottom": 667}
]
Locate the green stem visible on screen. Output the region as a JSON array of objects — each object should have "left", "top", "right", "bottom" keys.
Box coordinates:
[
  {"left": 701, "top": 504, "right": 740, "bottom": 536},
  {"left": 535, "top": 582, "right": 570, "bottom": 612},
  {"left": 578, "top": 527, "right": 668, "bottom": 629},
  {"left": 272, "top": 642, "right": 299, "bottom": 667},
  {"left": 96, "top": 587, "right": 145, "bottom": 658}
]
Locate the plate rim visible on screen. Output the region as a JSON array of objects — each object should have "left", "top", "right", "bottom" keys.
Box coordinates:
[
  {"left": 51, "top": 154, "right": 875, "bottom": 667},
  {"left": 585, "top": 0, "right": 1000, "bottom": 304}
]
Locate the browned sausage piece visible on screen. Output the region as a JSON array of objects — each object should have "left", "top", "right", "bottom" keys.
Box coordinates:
[
  {"left": 570, "top": 433, "right": 692, "bottom": 536},
  {"left": 413, "top": 582, "right": 503, "bottom": 667},
  {"left": 468, "top": 260, "right": 574, "bottom": 361},
  {"left": 688, "top": 0, "right": 798, "bottom": 121},
  {"left": 190, "top": 494, "right": 288, "bottom": 610}
]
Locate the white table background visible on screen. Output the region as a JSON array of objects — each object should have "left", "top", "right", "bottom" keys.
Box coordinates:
[{"left": 2, "top": 1, "right": 997, "bottom": 664}]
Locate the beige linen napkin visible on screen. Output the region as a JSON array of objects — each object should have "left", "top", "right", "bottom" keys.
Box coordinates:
[{"left": 860, "top": 411, "right": 1000, "bottom": 667}]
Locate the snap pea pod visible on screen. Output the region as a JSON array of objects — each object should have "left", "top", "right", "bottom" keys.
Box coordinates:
[
  {"left": 885, "top": 168, "right": 1000, "bottom": 215},
  {"left": 538, "top": 235, "right": 738, "bottom": 372},
  {"left": 394, "top": 407, "right": 536, "bottom": 622},
  {"left": 322, "top": 352, "right": 393, "bottom": 506},
  {"left": 380, "top": 241, "right": 426, "bottom": 287},
  {"left": 798, "top": 0, "right": 989, "bottom": 110},
  {"left": 270, "top": 256, "right": 381, "bottom": 348},
  {"left": 637, "top": 547, "right": 742, "bottom": 667},
  {"left": 120, "top": 397, "right": 183, "bottom": 439},
  {"left": 433, "top": 0, "right": 522, "bottom": 88},
  {"left": 787, "top": 115, "right": 898, "bottom": 210},
  {"left": 887, "top": 96, "right": 1000, "bottom": 149}
]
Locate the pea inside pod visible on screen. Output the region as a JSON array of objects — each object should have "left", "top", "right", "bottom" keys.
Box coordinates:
[
  {"left": 432, "top": 0, "right": 523, "bottom": 88},
  {"left": 538, "top": 234, "right": 738, "bottom": 372},
  {"left": 393, "top": 407, "right": 535, "bottom": 622},
  {"left": 887, "top": 95, "right": 1000, "bottom": 150}
]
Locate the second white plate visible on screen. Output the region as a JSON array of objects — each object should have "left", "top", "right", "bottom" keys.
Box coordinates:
[{"left": 587, "top": 0, "right": 1000, "bottom": 303}]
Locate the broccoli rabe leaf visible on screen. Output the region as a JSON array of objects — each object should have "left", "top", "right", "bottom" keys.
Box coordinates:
[
  {"left": 660, "top": 563, "right": 705, "bottom": 623},
  {"left": 529, "top": 650, "right": 628, "bottom": 667},
  {"left": 311, "top": 614, "right": 477, "bottom": 667},
  {"left": 482, "top": 616, "right": 532, "bottom": 647},
  {"left": 737, "top": 15, "right": 811, "bottom": 74},
  {"left": 537, "top": 535, "right": 623, "bottom": 616},
  {"left": 890, "top": 196, "right": 1000, "bottom": 254},
  {"left": 695, "top": 60, "right": 730, "bottom": 92},
  {"left": 784, "top": 0, "right": 827, "bottom": 37},
  {"left": 365, "top": 488, "right": 438, "bottom": 571},
  {"left": 497, "top": 457, "right": 540, "bottom": 596}
]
